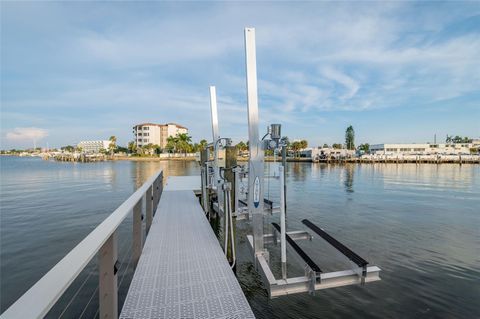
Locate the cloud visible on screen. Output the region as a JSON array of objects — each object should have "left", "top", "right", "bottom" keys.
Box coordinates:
[
  {"left": 1, "top": 2, "right": 479, "bottom": 147},
  {"left": 5, "top": 127, "right": 48, "bottom": 141},
  {"left": 320, "top": 67, "right": 360, "bottom": 100}
]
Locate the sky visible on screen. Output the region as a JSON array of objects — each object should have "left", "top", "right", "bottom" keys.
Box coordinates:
[{"left": 1, "top": 1, "right": 479, "bottom": 149}]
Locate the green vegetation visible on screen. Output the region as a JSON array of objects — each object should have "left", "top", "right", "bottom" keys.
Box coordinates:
[
  {"left": 61, "top": 145, "right": 75, "bottom": 152},
  {"left": 345, "top": 125, "right": 355, "bottom": 150},
  {"left": 235, "top": 141, "right": 248, "bottom": 152},
  {"left": 446, "top": 135, "right": 472, "bottom": 144},
  {"left": 199, "top": 139, "right": 208, "bottom": 150},
  {"left": 289, "top": 140, "right": 308, "bottom": 157},
  {"left": 128, "top": 141, "right": 137, "bottom": 153},
  {"left": 358, "top": 143, "right": 370, "bottom": 152},
  {"left": 332, "top": 143, "right": 343, "bottom": 149},
  {"left": 108, "top": 136, "right": 117, "bottom": 156}
]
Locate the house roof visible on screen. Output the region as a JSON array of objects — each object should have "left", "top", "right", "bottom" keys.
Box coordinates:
[
  {"left": 133, "top": 123, "right": 188, "bottom": 129},
  {"left": 166, "top": 123, "right": 188, "bottom": 129}
]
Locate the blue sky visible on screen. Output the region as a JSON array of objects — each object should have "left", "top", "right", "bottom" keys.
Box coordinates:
[{"left": 1, "top": 1, "right": 479, "bottom": 149}]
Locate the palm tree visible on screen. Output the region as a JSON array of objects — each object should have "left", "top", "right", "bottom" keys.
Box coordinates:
[
  {"left": 236, "top": 141, "right": 248, "bottom": 151},
  {"left": 290, "top": 141, "right": 301, "bottom": 157},
  {"left": 176, "top": 133, "right": 192, "bottom": 157},
  {"left": 166, "top": 136, "right": 177, "bottom": 153},
  {"left": 300, "top": 140, "right": 308, "bottom": 150},
  {"left": 199, "top": 139, "right": 208, "bottom": 150},
  {"left": 108, "top": 136, "right": 117, "bottom": 156},
  {"left": 128, "top": 141, "right": 137, "bottom": 154}
]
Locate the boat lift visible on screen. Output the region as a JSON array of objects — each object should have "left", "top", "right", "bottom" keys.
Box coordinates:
[{"left": 200, "top": 27, "right": 381, "bottom": 298}]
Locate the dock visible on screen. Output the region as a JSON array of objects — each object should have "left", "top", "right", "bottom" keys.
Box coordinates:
[{"left": 120, "top": 176, "right": 255, "bottom": 319}]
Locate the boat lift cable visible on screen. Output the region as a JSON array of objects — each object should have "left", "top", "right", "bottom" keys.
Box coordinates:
[
  {"left": 219, "top": 166, "right": 237, "bottom": 269},
  {"left": 60, "top": 236, "right": 131, "bottom": 318},
  {"left": 78, "top": 286, "right": 98, "bottom": 319},
  {"left": 58, "top": 263, "right": 97, "bottom": 318}
]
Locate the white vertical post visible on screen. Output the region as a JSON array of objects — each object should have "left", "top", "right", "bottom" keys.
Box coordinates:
[
  {"left": 158, "top": 172, "right": 163, "bottom": 203},
  {"left": 99, "top": 230, "right": 118, "bottom": 319},
  {"left": 209, "top": 86, "right": 223, "bottom": 208},
  {"left": 279, "top": 165, "right": 287, "bottom": 279},
  {"left": 244, "top": 27, "right": 265, "bottom": 255},
  {"left": 133, "top": 199, "right": 143, "bottom": 268},
  {"left": 146, "top": 185, "right": 153, "bottom": 233},
  {"left": 209, "top": 86, "right": 220, "bottom": 184},
  {"left": 234, "top": 168, "right": 239, "bottom": 213},
  {"left": 152, "top": 178, "right": 157, "bottom": 213}
]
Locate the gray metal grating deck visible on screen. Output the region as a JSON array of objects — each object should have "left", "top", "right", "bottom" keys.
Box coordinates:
[{"left": 120, "top": 177, "right": 254, "bottom": 319}]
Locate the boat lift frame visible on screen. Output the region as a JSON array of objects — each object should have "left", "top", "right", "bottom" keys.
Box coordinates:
[
  {"left": 200, "top": 26, "right": 381, "bottom": 299},
  {"left": 243, "top": 27, "right": 381, "bottom": 298}
]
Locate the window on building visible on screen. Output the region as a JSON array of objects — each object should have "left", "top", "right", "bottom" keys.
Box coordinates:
[{"left": 144, "top": 139, "right": 148, "bottom": 142}]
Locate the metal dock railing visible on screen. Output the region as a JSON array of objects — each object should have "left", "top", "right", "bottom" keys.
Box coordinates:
[
  {"left": 1, "top": 171, "right": 253, "bottom": 319},
  {"left": 120, "top": 176, "right": 254, "bottom": 319}
]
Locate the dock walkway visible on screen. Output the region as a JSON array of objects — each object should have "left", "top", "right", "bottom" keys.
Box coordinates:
[{"left": 120, "top": 176, "right": 254, "bottom": 319}]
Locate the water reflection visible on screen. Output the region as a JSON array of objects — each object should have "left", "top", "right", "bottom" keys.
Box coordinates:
[
  {"left": 344, "top": 164, "right": 355, "bottom": 193},
  {"left": 1, "top": 158, "right": 479, "bottom": 319},
  {"left": 290, "top": 162, "right": 308, "bottom": 182}
]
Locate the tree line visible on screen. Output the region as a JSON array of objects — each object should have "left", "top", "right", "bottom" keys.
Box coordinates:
[
  {"left": 21, "top": 129, "right": 474, "bottom": 157},
  {"left": 127, "top": 133, "right": 208, "bottom": 156}
]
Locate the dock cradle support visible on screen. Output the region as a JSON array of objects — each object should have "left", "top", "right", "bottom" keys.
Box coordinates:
[
  {"left": 302, "top": 219, "right": 369, "bottom": 284},
  {"left": 271, "top": 223, "right": 322, "bottom": 276}
]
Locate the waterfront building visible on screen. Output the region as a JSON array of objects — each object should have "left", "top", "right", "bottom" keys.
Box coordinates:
[
  {"left": 370, "top": 143, "right": 474, "bottom": 155},
  {"left": 132, "top": 123, "right": 188, "bottom": 148},
  {"left": 300, "top": 147, "right": 355, "bottom": 159},
  {"left": 77, "top": 140, "right": 110, "bottom": 153}
]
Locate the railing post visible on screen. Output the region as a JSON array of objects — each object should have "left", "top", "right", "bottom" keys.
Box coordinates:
[
  {"left": 133, "top": 199, "right": 143, "bottom": 268},
  {"left": 146, "top": 185, "right": 153, "bottom": 234},
  {"left": 152, "top": 178, "right": 157, "bottom": 213},
  {"left": 99, "top": 230, "right": 118, "bottom": 319}
]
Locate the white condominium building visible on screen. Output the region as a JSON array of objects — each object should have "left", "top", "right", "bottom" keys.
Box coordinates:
[
  {"left": 77, "top": 140, "right": 111, "bottom": 153},
  {"left": 370, "top": 143, "right": 474, "bottom": 155},
  {"left": 133, "top": 123, "right": 188, "bottom": 148}
]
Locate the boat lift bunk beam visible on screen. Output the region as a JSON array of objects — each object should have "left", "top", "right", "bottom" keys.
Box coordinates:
[
  {"left": 302, "top": 219, "right": 368, "bottom": 268},
  {"left": 271, "top": 222, "right": 322, "bottom": 274}
]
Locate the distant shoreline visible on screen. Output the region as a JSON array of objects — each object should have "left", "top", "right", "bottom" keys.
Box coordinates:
[
  {"left": 115, "top": 156, "right": 196, "bottom": 161},
  {"left": 2, "top": 154, "right": 478, "bottom": 164}
]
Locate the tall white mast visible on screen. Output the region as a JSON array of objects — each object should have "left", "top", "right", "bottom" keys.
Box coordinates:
[{"left": 244, "top": 27, "right": 265, "bottom": 255}]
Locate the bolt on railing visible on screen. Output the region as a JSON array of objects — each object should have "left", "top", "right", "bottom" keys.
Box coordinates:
[{"left": 1, "top": 170, "right": 164, "bottom": 319}]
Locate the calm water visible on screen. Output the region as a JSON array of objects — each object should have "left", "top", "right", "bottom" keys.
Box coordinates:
[{"left": 1, "top": 156, "right": 479, "bottom": 318}]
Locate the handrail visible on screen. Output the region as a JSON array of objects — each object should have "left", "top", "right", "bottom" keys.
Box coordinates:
[{"left": 1, "top": 169, "right": 163, "bottom": 319}]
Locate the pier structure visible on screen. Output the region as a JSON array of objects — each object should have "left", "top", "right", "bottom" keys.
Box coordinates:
[
  {"left": 1, "top": 172, "right": 255, "bottom": 319},
  {"left": 120, "top": 176, "right": 254, "bottom": 318}
]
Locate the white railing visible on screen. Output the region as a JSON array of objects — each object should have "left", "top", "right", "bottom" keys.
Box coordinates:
[{"left": 1, "top": 170, "right": 164, "bottom": 319}]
